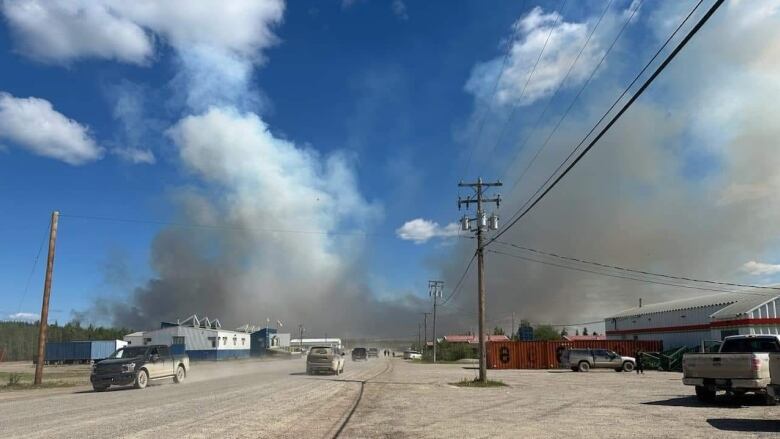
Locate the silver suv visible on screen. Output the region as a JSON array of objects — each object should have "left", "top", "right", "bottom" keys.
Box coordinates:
[{"left": 563, "top": 348, "right": 636, "bottom": 372}]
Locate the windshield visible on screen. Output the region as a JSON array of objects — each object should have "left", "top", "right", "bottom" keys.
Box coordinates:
[
  {"left": 109, "top": 347, "right": 148, "bottom": 359},
  {"left": 353, "top": 348, "right": 367, "bottom": 354},
  {"left": 309, "top": 347, "right": 332, "bottom": 356},
  {"left": 721, "top": 338, "right": 780, "bottom": 353}
]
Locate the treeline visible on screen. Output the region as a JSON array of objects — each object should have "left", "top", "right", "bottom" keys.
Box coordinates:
[{"left": 0, "top": 321, "right": 131, "bottom": 361}]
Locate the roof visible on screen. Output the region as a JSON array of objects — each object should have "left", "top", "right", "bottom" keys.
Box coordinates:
[
  {"left": 606, "top": 292, "right": 779, "bottom": 319},
  {"left": 563, "top": 335, "right": 606, "bottom": 341},
  {"left": 125, "top": 332, "right": 144, "bottom": 337},
  {"left": 710, "top": 294, "right": 778, "bottom": 320},
  {"left": 443, "top": 335, "right": 510, "bottom": 343}
]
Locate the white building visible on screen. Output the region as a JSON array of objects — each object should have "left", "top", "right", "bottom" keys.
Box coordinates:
[
  {"left": 605, "top": 292, "right": 780, "bottom": 348},
  {"left": 123, "top": 315, "right": 252, "bottom": 360},
  {"left": 289, "top": 338, "right": 342, "bottom": 351}
]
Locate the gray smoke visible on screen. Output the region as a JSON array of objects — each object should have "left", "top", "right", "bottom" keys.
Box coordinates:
[{"left": 435, "top": 2, "right": 780, "bottom": 333}]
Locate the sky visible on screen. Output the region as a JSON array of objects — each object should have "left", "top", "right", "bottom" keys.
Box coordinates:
[{"left": 1, "top": 0, "right": 780, "bottom": 337}]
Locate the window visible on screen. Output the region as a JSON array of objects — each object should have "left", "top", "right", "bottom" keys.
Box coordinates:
[
  {"left": 233, "top": 337, "right": 237, "bottom": 346},
  {"left": 172, "top": 336, "right": 185, "bottom": 345},
  {"left": 143, "top": 338, "right": 152, "bottom": 345},
  {"left": 208, "top": 337, "right": 217, "bottom": 348},
  {"left": 158, "top": 346, "right": 170, "bottom": 357},
  {"left": 222, "top": 337, "right": 227, "bottom": 346},
  {"left": 241, "top": 338, "right": 245, "bottom": 346}
]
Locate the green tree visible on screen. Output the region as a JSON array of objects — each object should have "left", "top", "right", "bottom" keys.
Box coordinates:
[
  {"left": 559, "top": 327, "right": 568, "bottom": 337},
  {"left": 493, "top": 326, "right": 505, "bottom": 336},
  {"left": 533, "top": 325, "right": 561, "bottom": 341},
  {"left": 583, "top": 327, "right": 589, "bottom": 336}
]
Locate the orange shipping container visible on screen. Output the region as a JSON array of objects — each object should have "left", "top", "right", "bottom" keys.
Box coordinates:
[{"left": 487, "top": 340, "right": 662, "bottom": 369}]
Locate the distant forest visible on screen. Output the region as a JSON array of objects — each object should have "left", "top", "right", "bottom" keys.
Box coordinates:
[{"left": 0, "top": 321, "right": 131, "bottom": 361}]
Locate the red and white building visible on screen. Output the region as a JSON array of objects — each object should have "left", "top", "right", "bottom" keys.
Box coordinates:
[{"left": 605, "top": 292, "right": 780, "bottom": 348}]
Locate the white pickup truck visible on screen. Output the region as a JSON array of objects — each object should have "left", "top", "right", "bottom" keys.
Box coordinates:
[{"left": 682, "top": 334, "right": 780, "bottom": 403}]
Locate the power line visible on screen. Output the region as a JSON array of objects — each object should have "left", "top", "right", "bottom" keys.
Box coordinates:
[
  {"left": 487, "top": 248, "right": 774, "bottom": 297},
  {"left": 494, "top": 239, "right": 780, "bottom": 291},
  {"left": 440, "top": 252, "right": 477, "bottom": 306},
  {"left": 16, "top": 218, "right": 50, "bottom": 314},
  {"left": 59, "top": 213, "right": 382, "bottom": 237},
  {"left": 499, "top": 0, "right": 637, "bottom": 187},
  {"left": 461, "top": 0, "right": 527, "bottom": 179},
  {"left": 487, "top": 0, "right": 724, "bottom": 246},
  {"left": 477, "top": 0, "right": 569, "bottom": 177}
]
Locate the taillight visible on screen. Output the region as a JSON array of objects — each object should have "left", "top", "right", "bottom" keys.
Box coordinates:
[{"left": 751, "top": 358, "right": 761, "bottom": 371}]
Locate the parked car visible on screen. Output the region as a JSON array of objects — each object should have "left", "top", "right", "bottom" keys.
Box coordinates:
[
  {"left": 367, "top": 347, "right": 379, "bottom": 358},
  {"left": 563, "top": 348, "right": 635, "bottom": 372},
  {"left": 90, "top": 344, "right": 189, "bottom": 391},
  {"left": 306, "top": 346, "right": 345, "bottom": 375},
  {"left": 352, "top": 347, "right": 368, "bottom": 361},
  {"left": 403, "top": 350, "right": 422, "bottom": 360},
  {"left": 683, "top": 334, "right": 780, "bottom": 402}
]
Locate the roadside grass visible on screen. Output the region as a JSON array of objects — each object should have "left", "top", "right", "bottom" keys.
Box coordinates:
[
  {"left": 0, "top": 371, "right": 85, "bottom": 391},
  {"left": 451, "top": 377, "right": 508, "bottom": 388}
]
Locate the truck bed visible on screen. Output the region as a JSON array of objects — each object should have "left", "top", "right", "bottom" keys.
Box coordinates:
[{"left": 683, "top": 353, "right": 768, "bottom": 380}]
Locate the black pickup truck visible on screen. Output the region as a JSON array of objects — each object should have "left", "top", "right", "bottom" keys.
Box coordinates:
[{"left": 90, "top": 344, "right": 190, "bottom": 391}]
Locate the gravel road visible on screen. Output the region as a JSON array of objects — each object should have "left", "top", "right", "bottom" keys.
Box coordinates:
[{"left": 1, "top": 358, "right": 778, "bottom": 438}]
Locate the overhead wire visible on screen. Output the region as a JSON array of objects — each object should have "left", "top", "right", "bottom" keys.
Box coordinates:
[
  {"left": 499, "top": 0, "right": 638, "bottom": 187},
  {"left": 16, "top": 218, "right": 50, "bottom": 314},
  {"left": 493, "top": 239, "right": 780, "bottom": 292},
  {"left": 440, "top": 252, "right": 477, "bottom": 306},
  {"left": 475, "top": 0, "right": 570, "bottom": 177},
  {"left": 486, "top": 0, "right": 725, "bottom": 247},
  {"left": 461, "top": 0, "right": 526, "bottom": 180},
  {"left": 487, "top": 248, "right": 774, "bottom": 298}
]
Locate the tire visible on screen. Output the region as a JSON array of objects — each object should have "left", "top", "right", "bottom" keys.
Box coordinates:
[
  {"left": 173, "top": 366, "right": 186, "bottom": 384},
  {"left": 766, "top": 393, "right": 778, "bottom": 406},
  {"left": 614, "top": 368, "right": 622, "bottom": 372},
  {"left": 695, "top": 385, "right": 715, "bottom": 402},
  {"left": 578, "top": 361, "right": 590, "bottom": 372},
  {"left": 622, "top": 362, "right": 635, "bottom": 372},
  {"left": 92, "top": 385, "right": 108, "bottom": 392},
  {"left": 134, "top": 369, "right": 149, "bottom": 389},
  {"left": 571, "top": 367, "right": 578, "bottom": 372}
]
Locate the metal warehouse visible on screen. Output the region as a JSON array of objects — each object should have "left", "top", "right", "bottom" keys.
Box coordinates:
[
  {"left": 605, "top": 292, "right": 780, "bottom": 348},
  {"left": 123, "top": 315, "right": 251, "bottom": 360}
]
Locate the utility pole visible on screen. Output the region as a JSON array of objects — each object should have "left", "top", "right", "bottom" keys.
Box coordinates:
[
  {"left": 298, "top": 324, "right": 305, "bottom": 353},
  {"left": 422, "top": 312, "right": 430, "bottom": 355},
  {"left": 429, "top": 280, "right": 443, "bottom": 363},
  {"left": 459, "top": 178, "right": 501, "bottom": 383},
  {"left": 511, "top": 312, "right": 515, "bottom": 340},
  {"left": 34, "top": 210, "right": 59, "bottom": 385},
  {"left": 417, "top": 323, "right": 422, "bottom": 352}
]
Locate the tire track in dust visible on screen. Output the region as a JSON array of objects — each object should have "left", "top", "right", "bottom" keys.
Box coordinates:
[{"left": 330, "top": 359, "right": 393, "bottom": 439}]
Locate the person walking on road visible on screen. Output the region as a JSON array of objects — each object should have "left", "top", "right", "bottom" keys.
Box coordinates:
[{"left": 635, "top": 351, "right": 644, "bottom": 375}]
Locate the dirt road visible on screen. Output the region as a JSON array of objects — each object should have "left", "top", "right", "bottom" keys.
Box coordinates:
[{"left": 1, "top": 358, "right": 778, "bottom": 438}]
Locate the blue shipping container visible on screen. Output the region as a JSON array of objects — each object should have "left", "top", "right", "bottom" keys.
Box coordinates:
[{"left": 45, "top": 341, "right": 122, "bottom": 362}]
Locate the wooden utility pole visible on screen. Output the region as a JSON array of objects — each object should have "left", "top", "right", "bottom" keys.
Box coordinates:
[
  {"left": 459, "top": 179, "right": 501, "bottom": 383},
  {"left": 429, "top": 280, "right": 443, "bottom": 363},
  {"left": 422, "top": 312, "right": 430, "bottom": 355},
  {"left": 34, "top": 210, "right": 59, "bottom": 385}
]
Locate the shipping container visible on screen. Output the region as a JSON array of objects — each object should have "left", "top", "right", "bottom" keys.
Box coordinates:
[
  {"left": 487, "top": 340, "right": 662, "bottom": 369},
  {"left": 44, "top": 340, "right": 127, "bottom": 364}
]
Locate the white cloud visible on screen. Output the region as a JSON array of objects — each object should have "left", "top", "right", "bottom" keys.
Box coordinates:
[
  {"left": 465, "top": 4, "right": 636, "bottom": 107},
  {"left": 8, "top": 312, "right": 38, "bottom": 321},
  {"left": 396, "top": 218, "right": 460, "bottom": 244},
  {"left": 112, "top": 147, "right": 155, "bottom": 164},
  {"left": 392, "top": 0, "right": 408, "bottom": 21},
  {"left": 1, "top": 0, "right": 284, "bottom": 65},
  {"left": 0, "top": 92, "right": 102, "bottom": 165},
  {"left": 741, "top": 261, "right": 780, "bottom": 276}
]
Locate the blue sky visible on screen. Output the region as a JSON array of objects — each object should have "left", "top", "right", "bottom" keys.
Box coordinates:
[{"left": 2, "top": 0, "right": 780, "bottom": 335}]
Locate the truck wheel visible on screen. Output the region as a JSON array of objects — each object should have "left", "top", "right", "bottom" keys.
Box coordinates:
[
  {"left": 765, "top": 393, "right": 777, "bottom": 406},
  {"left": 622, "top": 362, "right": 635, "bottom": 372},
  {"left": 134, "top": 369, "right": 149, "bottom": 389},
  {"left": 695, "top": 386, "right": 715, "bottom": 402},
  {"left": 92, "top": 385, "right": 108, "bottom": 392},
  {"left": 578, "top": 361, "right": 590, "bottom": 372},
  {"left": 173, "top": 366, "right": 186, "bottom": 384}
]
